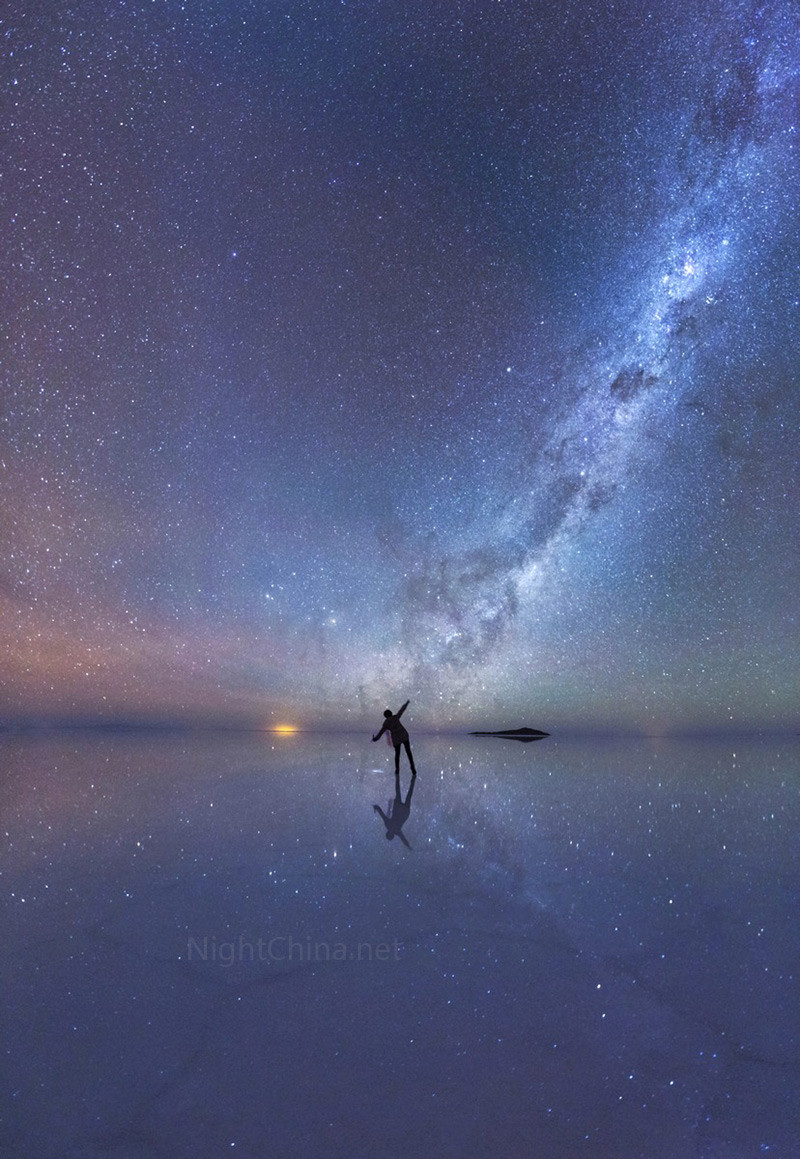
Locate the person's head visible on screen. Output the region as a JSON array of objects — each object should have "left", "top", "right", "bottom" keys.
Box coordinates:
[{"left": 383, "top": 708, "right": 392, "bottom": 718}]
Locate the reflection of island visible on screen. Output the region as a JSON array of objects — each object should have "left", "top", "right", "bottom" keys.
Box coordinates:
[{"left": 470, "top": 727, "right": 549, "bottom": 744}]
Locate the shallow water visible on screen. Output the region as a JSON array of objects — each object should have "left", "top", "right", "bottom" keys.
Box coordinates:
[{"left": 3, "top": 731, "right": 798, "bottom": 1157}]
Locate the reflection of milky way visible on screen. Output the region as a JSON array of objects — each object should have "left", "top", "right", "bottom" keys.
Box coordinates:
[
  {"left": 1, "top": 1, "right": 798, "bottom": 731},
  {"left": 7, "top": 735, "right": 800, "bottom": 1152}
]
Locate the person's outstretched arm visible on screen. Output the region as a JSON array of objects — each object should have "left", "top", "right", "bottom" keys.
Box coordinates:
[
  {"left": 372, "top": 722, "right": 387, "bottom": 741},
  {"left": 396, "top": 700, "right": 409, "bottom": 718},
  {"left": 373, "top": 805, "right": 390, "bottom": 825}
]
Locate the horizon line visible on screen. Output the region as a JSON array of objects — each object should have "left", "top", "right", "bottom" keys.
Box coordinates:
[{"left": 0, "top": 719, "right": 796, "bottom": 741}]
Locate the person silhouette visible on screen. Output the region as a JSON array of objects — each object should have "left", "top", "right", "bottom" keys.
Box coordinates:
[
  {"left": 373, "top": 772, "right": 416, "bottom": 849},
  {"left": 372, "top": 699, "right": 417, "bottom": 776}
]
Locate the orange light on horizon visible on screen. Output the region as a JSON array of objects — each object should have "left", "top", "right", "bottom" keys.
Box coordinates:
[{"left": 272, "top": 724, "right": 299, "bottom": 735}]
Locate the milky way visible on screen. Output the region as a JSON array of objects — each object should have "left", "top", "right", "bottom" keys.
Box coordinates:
[{"left": 2, "top": 1, "right": 798, "bottom": 732}]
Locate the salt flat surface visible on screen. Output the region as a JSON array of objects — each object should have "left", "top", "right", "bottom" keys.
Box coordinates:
[{"left": 3, "top": 732, "right": 798, "bottom": 1157}]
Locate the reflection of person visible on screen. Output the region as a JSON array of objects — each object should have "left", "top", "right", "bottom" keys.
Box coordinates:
[
  {"left": 372, "top": 699, "right": 417, "bottom": 776},
  {"left": 374, "top": 773, "right": 416, "bottom": 849}
]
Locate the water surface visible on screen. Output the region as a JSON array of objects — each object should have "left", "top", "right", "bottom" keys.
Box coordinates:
[{"left": 3, "top": 732, "right": 798, "bottom": 1157}]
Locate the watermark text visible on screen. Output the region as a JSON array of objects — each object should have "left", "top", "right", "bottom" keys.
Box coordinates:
[{"left": 185, "top": 934, "right": 402, "bottom": 967}]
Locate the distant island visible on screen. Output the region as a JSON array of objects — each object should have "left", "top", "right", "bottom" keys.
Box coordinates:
[{"left": 470, "top": 727, "right": 549, "bottom": 743}]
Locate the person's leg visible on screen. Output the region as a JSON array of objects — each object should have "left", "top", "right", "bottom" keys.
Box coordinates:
[
  {"left": 404, "top": 774, "right": 416, "bottom": 807},
  {"left": 394, "top": 744, "right": 401, "bottom": 775},
  {"left": 404, "top": 740, "right": 417, "bottom": 776}
]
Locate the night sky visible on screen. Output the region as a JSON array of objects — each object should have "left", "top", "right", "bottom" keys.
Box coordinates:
[{"left": 3, "top": 0, "right": 798, "bottom": 733}]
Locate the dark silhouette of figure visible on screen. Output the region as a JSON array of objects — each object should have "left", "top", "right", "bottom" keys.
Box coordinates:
[
  {"left": 374, "top": 772, "right": 416, "bottom": 849},
  {"left": 372, "top": 699, "right": 417, "bottom": 776}
]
